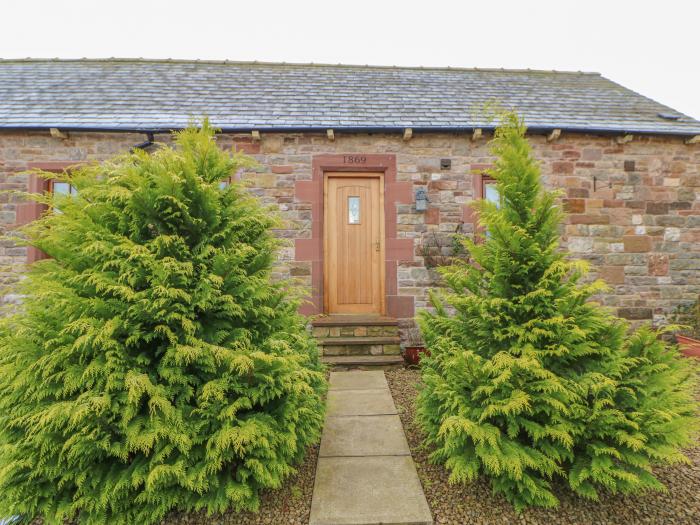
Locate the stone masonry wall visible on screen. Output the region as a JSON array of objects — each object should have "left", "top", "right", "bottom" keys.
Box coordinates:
[{"left": 1, "top": 129, "right": 699, "bottom": 331}]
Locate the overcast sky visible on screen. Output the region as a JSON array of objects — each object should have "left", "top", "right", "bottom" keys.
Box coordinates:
[{"left": 3, "top": 1, "right": 699, "bottom": 120}]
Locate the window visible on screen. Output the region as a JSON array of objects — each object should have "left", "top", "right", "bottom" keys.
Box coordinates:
[
  {"left": 218, "top": 176, "right": 233, "bottom": 189},
  {"left": 49, "top": 180, "right": 77, "bottom": 196},
  {"left": 348, "top": 196, "right": 360, "bottom": 224},
  {"left": 48, "top": 179, "right": 77, "bottom": 214},
  {"left": 483, "top": 177, "right": 500, "bottom": 207}
]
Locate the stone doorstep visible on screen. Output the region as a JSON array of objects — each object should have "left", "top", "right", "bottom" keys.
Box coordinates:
[
  {"left": 326, "top": 388, "right": 398, "bottom": 417},
  {"left": 319, "top": 414, "right": 411, "bottom": 457},
  {"left": 309, "top": 456, "right": 433, "bottom": 525},
  {"left": 329, "top": 371, "right": 388, "bottom": 390},
  {"left": 322, "top": 345, "right": 383, "bottom": 357},
  {"left": 322, "top": 343, "right": 401, "bottom": 357},
  {"left": 312, "top": 315, "right": 399, "bottom": 327},
  {"left": 322, "top": 355, "right": 404, "bottom": 370},
  {"left": 319, "top": 336, "right": 401, "bottom": 346},
  {"left": 314, "top": 326, "right": 400, "bottom": 338}
]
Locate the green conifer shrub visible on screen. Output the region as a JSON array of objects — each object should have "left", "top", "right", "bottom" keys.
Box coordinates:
[
  {"left": 416, "top": 112, "right": 698, "bottom": 511},
  {"left": 0, "top": 123, "right": 326, "bottom": 525}
]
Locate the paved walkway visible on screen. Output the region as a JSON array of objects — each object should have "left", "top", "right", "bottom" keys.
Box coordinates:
[{"left": 309, "top": 371, "right": 433, "bottom": 525}]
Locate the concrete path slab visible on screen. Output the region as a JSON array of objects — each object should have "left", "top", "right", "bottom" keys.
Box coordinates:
[
  {"left": 309, "top": 455, "right": 433, "bottom": 525},
  {"left": 326, "top": 388, "right": 397, "bottom": 417},
  {"left": 319, "top": 414, "right": 410, "bottom": 457},
  {"left": 311, "top": 370, "right": 433, "bottom": 524},
  {"left": 329, "top": 370, "right": 388, "bottom": 391}
]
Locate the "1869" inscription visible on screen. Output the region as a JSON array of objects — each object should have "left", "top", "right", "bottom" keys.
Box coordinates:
[{"left": 342, "top": 155, "right": 367, "bottom": 164}]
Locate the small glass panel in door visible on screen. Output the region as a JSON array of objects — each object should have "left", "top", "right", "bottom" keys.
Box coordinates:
[{"left": 348, "top": 196, "right": 360, "bottom": 224}]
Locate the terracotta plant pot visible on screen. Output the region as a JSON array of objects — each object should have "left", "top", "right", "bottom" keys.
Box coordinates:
[
  {"left": 675, "top": 334, "right": 700, "bottom": 358},
  {"left": 404, "top": 346, "right": 430, "bottom": 366}
]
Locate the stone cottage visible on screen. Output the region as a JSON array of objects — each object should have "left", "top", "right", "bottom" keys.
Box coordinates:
[{"left": 1, "top": 59, "right": 700, "bottom": 367}]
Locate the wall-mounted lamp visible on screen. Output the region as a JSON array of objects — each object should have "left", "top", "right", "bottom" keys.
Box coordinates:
[{"left": 415, "top": 188, "right": 428, "bottom": 212}]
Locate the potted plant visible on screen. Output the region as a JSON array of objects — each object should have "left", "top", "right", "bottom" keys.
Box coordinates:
[
  {"left": 403, "top": 325, "right": 429, "bottom": 365},
  {"left": 671, "top": 299, "right": 700, "bottom": 358}
]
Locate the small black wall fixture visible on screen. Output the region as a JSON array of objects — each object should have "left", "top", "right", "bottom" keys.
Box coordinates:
[{"left": 131, "top": 132, "right": 155, "bottom": 153}]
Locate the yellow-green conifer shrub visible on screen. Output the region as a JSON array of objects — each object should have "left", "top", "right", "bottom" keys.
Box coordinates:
[
  {"left": 416, "top": 113, "right": 697, "bottom": 511},
  {"left": 0, "top": 123, "right": 326, "bottom": 525}
]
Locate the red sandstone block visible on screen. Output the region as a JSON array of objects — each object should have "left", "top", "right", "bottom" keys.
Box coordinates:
[
  {"left": 603, "top": 199, "right": 625, "bottom": 208},
  {"left": 387, "top": 295, "right": 415, "bottom": 319},
  {"left": 562, "top": 150, "right": 581, "bottom": 160},
  {"left": 569, "top": 214, "right": 609, "bottom": 225},
  {"left": 462, "top": 203, "right": 477, "bottom": 223},
  {"left": 648, "top": 254, "right": 669, "bottom": 276},
  {"left": 646, "top": 202, "right": 669, "bottom": 215},
  {"left": 598, "top": 266, "right": 625, "bottom": 284},
  {"left": 295, "top": 238, "right": 322, "bottom": 261},
  {"left": 311, "top": 260, "right": 323, "bottom": 294},
  {"left": 235, "top": 142, "right": 260, "bottom": 154},
  {"left": 385, "top": 261, "right": 397, "bottom": 295},
  {"left": 385, "top": 218, "right": 397, "bottom": 239},
  {"left": 386, "top": 182, "right": 413, "bottom": 204},
  {"left": 552, "top": 161, "right": 574, "bottom": 174},
  {"left": 567, "top": 188, "right": 589, "bottom": 198},
  {"left": 424, "top": 207, "right": 440, "bottom": 224},
  {"left": 386, "top": 238, "right": 414, "bottom": 261},
  {"left": 563, "top": 198, "right": 585, "bottom": 213},
  {"left": 604, "top": 146, "right": 624, "bottom": 154},
  {"left": 271, "top": 165, "right": 293, "bottom": 174},
  {"left": 623, "top": 235, "right": 652, "bottom": 253},
  {"left": 429, "top": 180, "right": 457, "bottom": 191},
  {"left": 294, "top": 180, "right": 320, "bottom": 203},
  {"left": 299, "top": 297, "right": 322, "bottom": 316}
]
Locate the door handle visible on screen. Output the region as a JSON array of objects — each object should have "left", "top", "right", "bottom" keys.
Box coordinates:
[{"left": 375, "top": 241, "right": 381, "bottom": 252}]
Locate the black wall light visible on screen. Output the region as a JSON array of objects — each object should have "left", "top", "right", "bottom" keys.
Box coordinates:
[{"left": 415, "top": 188, "right": 428, "bottom": 212}]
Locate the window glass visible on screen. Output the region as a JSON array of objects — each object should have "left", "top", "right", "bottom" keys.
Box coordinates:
[
  {"left": 52, "top": 182, "right": 77, "bottom": 196},
  {"left": 348, "top": 196, "right": 360, "bottom": 224},
  {"left": 484, "top": 182, "right": 500, "bottom": 207},
  {"left": 50, "top": 181, "right": 77, "bottom": 214}
]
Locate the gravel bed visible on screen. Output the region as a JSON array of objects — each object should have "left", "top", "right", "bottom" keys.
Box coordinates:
[
  {"left": 386, "top": 367, "right": 700, "bottom": 525},
  {"left": 163, "top": 444, "right": 319, "bottom": 525},
  {"left": 21, "top": 445, "right": 319, "bottom": 525}
]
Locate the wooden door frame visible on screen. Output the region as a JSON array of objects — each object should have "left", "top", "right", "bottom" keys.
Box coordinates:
[{"left": 323, "top": 171, "right": 386, "bottom": 315}]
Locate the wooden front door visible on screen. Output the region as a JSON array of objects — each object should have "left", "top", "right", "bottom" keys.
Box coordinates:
[{"left": 325, "top": 174, "right": 384, "bottom": 314}]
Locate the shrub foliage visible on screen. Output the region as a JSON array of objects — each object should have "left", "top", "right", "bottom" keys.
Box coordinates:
[
  {"left": 0, "top": 123, "right": 326, "bottom": 524},
  {"left": 417, "top": 113, "right": 698, "bottom": 511}
]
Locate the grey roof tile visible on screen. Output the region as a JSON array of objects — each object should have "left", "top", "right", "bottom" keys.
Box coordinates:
[{"left": 0, "top": 59, "right": 699, "bottom": 135}]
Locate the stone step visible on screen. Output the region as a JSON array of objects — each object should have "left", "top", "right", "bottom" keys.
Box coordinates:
[
  {"left": 323, "top": 345, "right": 400, "bottom": 357},
  {"left": 312, "top": 315, "right": 399, "bottom": 327},
  {"left": 319, "top": 336, "right": 400, "bottom": 346},
  {"left": 322, "top": 355, "right": 404, "bottom": 370},
  {"left": 312, "top": 316, "right": 402, "bottom": 358},
  {"left": 313, "top": 325, "right": 399, "bottom": 338}
]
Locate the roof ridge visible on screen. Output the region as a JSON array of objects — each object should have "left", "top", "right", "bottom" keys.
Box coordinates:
[{"left": 0, "top": 57, "right": 601, "bottom": 76}]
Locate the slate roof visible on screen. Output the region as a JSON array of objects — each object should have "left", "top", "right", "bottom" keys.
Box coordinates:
[{"left": 1, "top": 58, "right": 699, "bottom": 136}]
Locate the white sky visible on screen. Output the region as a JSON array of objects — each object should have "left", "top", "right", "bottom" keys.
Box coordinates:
[{"left": 3, "top": 1, "right": 699, "bottom": 120}]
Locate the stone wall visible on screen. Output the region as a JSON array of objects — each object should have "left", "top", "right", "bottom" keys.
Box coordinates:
[{"left": 1, "top": 129, "right": 699, "bottom": 329}]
